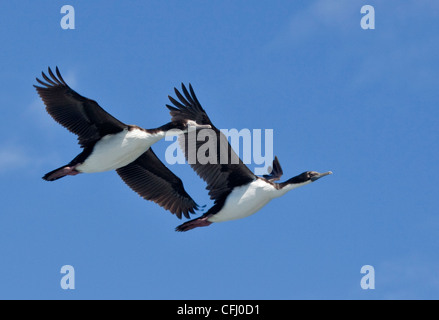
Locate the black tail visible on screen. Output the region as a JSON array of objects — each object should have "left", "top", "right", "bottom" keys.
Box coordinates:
[
  {"left": 42, "top": 165, "right": 69, "bottom": 181},
  {"left": 263, "top": 156, "right": 284, "bottom": 182}
]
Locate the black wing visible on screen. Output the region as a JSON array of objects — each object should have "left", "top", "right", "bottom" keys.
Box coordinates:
[
  {"left": 34, "top": 67, "right": 126, "bottom": 148},
  {"left": 263, "top": 156, "right": 284, "bottom": 182},
  {"left": 116, "top": 148, "right": 199, "bottom": 219},
  {"left": 166, "top": 84, "right": 255, "bottom": 204}
]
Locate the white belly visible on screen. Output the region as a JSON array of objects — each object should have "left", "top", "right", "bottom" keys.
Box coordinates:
[
  {"left": 208, "top": 179, "right": 277, "bottom": 223},
  {"left": 77, "top": 128, "right": 158, "bottom": 173}
]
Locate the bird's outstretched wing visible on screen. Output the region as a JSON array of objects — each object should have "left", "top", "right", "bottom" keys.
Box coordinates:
[
  {"left": 34, "top": 67, "right": 126, "bottom": 148},
  {"left": 116, "top": 148, "right": 199, "bottom": 219},
  {"left": 167, "top": 84, "right": 255, "bottom": 204}
]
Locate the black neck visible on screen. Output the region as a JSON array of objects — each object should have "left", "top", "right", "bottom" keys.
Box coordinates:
[
  {"left": 277, "top": 173, "right": 309, "bottom": 189},
  {"left": 148, "top": 121, "right": 184, "bottom": 134}
]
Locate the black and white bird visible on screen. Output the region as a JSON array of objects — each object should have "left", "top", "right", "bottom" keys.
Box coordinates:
[
  {"left": 35, "top": 67, "right": 210, "bottom": 218},
  {"left": 166, "top": 84, "right": 332, "bottom": 231}
]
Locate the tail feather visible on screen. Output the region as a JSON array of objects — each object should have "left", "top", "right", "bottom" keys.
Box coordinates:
[{"left": 42, "top": 165, "right": 70, "bottom": 181}]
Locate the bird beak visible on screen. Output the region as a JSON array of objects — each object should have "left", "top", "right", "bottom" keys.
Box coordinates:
[{"left": 311, "top": 171, "right": 333, "bottom": 181}]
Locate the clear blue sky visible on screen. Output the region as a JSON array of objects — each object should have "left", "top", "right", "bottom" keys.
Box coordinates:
[{"left": 0, "top": 0, "right": 438, "bottom": 299}]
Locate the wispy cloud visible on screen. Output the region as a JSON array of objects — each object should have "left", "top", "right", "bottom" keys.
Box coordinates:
[
  {"left": 264, "top": 0, "right": 439, "bottom": 95},
  {"left": 0, "top": 145, "right": 30, "bottom": 172},
  {"left": 25, "top": 98, "right": 52, "bottom": 128},
  {"left": 264, "top": 0, "right": 357, "bottom": 52},
  {"left": 267, "top": 0, "right": 439, "bottom": 48},
  {"left": 0, "top": 141, "right": 60, "bottom": 175},
  {"left": 378, "top": 254, "right": 439, "bottom": 299}
]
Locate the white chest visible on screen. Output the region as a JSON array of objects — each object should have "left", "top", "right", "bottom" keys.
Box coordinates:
[
  {"left": 77, "top": 128, "right": 161, "bottom": 173},
  {"left": 208, "top": 179, "right": 278, "bottom": 223}
]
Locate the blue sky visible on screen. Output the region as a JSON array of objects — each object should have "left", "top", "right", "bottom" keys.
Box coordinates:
[{"left": 0, "top": 0, "right": 438, "bottom": 299}]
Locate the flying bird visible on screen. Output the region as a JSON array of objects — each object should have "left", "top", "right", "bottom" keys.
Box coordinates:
[
  {"left": 35, "top": 67, "right": 210, "bottom": 219},
  {"left": 166, "top": 84, "right": 332, "bottom": 231}
]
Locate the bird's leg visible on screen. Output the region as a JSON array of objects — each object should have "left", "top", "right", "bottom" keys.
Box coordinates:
[
  {"left": 176, "top": 215, "right": 213, "bottom": 232},
  {"left": 45, "top": 164, "right": 81, "bottom": 181},
  {"left": 60, "top": 165, "right": 80, "bottom": 176}
]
